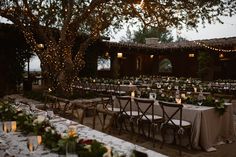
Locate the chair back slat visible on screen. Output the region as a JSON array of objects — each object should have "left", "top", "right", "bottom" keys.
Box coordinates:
[
  {"left": 116, "top": 96, "right": 132, "bottom": 116},
  {"left": 159, "top": 101, "right": 183, "bottom": 128},
  {"left": 133, "top": 97, "right": 155, "bottom": 122}
]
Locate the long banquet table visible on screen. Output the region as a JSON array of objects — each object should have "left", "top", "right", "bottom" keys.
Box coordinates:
[
  {"left": 3, "top": 95, "right": 167, "bottom": 157},
  {"left": 114, "top": 98, "right": 235, "bottom": 152}
]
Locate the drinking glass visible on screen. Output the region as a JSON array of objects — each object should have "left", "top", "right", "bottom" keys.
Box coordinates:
[
  {"left": 47, "top": 110, "right": 54, "bottom": 119},
  {"left": 66, "top": 140, "right": 77, "bottom": 157},
  {"left": 197, "top": 92, "right": 205, "bottom": 106},
  {"left": 27, "top": 136, "right": 38, "bottom": 152}
]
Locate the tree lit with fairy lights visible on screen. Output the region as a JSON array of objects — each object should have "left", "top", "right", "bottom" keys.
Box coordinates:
[{"left": 0, "top": 0, "right": 235, "bottom": 94}]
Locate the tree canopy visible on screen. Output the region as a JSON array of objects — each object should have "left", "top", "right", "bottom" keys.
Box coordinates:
[{"left": 1, "top": 0, "right": 235, "bottom": 93}]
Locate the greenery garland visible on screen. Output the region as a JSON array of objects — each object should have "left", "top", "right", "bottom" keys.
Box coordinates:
[{"left": 0, "top": 100, "right": 112, "bottom": 157}]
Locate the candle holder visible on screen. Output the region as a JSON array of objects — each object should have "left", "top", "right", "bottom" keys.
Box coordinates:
[
  {"left": 27, "top": 135, "right": 42, "bottom": 152},
  {"left": 2, "top": 121, "right": 16, "bottom": 133},
  {"left": 131, "top": 91, "right": 135, "bottom": 98}
]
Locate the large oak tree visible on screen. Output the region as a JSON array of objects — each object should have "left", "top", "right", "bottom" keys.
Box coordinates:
[{"left": 1, "top": 0, "right": 235, "bottom": 94}]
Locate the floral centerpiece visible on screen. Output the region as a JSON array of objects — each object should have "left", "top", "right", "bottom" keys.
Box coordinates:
[{"left": 0, "top": 100, "right": 115, "bottom": 157}]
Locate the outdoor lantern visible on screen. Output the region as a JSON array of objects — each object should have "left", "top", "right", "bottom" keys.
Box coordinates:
[{"left": 117, "top": 53, "right": 123, "bottom": 58}]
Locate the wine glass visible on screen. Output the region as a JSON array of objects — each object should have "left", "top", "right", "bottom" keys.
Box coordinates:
[
  {"left": 175, "top": 89, "right": 181, "bottom": 104},
  {"left": 66, "top": 140, "right": 77, "bottom": 157},
  {"left": 197, "top": 92, "right": 205, "bottom": 106},
  {"left": 47, "top": 110, "right": 54, "bottom": 120}
]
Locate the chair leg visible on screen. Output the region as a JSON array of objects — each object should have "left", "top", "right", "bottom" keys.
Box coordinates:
[
  {"left": 148, "top": 123, "right": 151, "bottom": 138},
  {"left": 160, "top": 127, "right": 166, "bottom": 149},
  {"left": 152, "top": 124, "right": 156, "bottom": 147},
  {"left": 118, "top": 116, "right": 123, "bottom": 135},
  {"left": 80, "top": 109, "right": 86, "bottom": 124},
  {"left": 137, "top": 120, "right": 141, "bottom": 140},
  {"left": 187, "top": 128, "right": 192, "bottom": 150},
  {"left": 178, "top": 133, "right": 182, "bottom": 156},
  {"left": 102, "top": 113, "right": 107, "bottom": 131}
]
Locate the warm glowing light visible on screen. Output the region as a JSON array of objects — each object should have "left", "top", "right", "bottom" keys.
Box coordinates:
[
  {"left": 175, "top": 97, "right": 182, "bottom": 104},
  {"left": 150, "top": 55, "right": 154, "bottom": 58},
  {"left": 219, "top": 53, "right": 224, "bottom": 58},
  {"left": 11, "top": 121, "right": 17, "bottom": 132},
  {"left": 117, "top": 53, "right": 123, "bottom": 58},
  {"left": 37, "top": 44, "right": 44, "bottom": 49},
  {"left": 188, "top": 53, "right": 195, "bottom": 58},
  {"left": 139, "top": 0, "right": 145, "bottom": 8},
  {"left": 48, "top": 88, "right": 52, "bottom": 92},
  {"left": 37, "top": 136, "right": 42, "bottom": 144},
  {"left": 131, "top": 91, "right": 135, "bottom": 98},
  {"left": 28, "top": 143, "right": 34, "bottom": 152},
  {"left": 105, "top": 52, "right": 109, "bottom": 57}
]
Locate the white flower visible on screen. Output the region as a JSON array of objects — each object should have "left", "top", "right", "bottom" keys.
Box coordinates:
[
  {"left": 18, "top": 113, "right": 24, "bottom": 116},
  {"left": 103, "top": 145, "right": 112, "bottom": 157},
  {"left": 84, "top": 145, "right": 91, "bottom": 152},
  {"left": 51, "top": 129, "right": 55, "bottom": 134},
  {"left": 45, "top": 126, "right": 51, "bottom": 132},
  {"left": 33, "top": 115, "right": 46, "bottom": 124},
  {"left": 60, "top": 133, "right": 68, "bottom": 139}
]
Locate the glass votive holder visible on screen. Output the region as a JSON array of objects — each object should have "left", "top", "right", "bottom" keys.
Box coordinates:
[
  {"left": 27, "top": 136, "right": 40, "bottom": 152},
  {"left": 0, "top": 122, "right": 3, "bottom": 132},
  {"left": 66, "top": 140, "right": 77, "bottom": 157},
  {"left": 3, "top": 121, "right": 12, "bottom": 133}
]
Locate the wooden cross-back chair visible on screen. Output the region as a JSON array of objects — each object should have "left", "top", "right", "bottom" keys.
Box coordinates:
[
  {"left": 92, "top": 94, "right": 120, "bottom": 132},
  {"left": 159, "top": 101, "right": 192, "bottom": 156},
  {"left": 133, "top": 97, "right": 163, "bottom": 147},
  {"left": 116, "top": 96, "right": 139, "bottom": 136}
]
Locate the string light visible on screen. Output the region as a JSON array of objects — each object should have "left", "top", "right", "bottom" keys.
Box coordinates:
[
  {"left": 139, "top": 0, "right": 145, "bottom": 9},
  {"left": 193, "top": 41, "right": 236, "bottom": 52}
]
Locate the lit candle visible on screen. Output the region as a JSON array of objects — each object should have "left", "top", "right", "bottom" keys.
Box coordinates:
[
  {"left": 11, "top": 121, "right": 17, "bottom": 132},
  {"left": 37, "top": 136, "right": 42, "bottom": 145},
  {"left": 28, "top": 143, "right": 34, "bottom": 152},
  {"left": 131, "top": 91, "right": 135, "bottom": 98},
  {"left": 3, "top": 122, "right": 7, "bottom": 132},
  {"left": 48, "top": 88, "right": 52, "bottom": 92},
  {"left": 175, "top": 98, "right": 182, "bottom": 104}
]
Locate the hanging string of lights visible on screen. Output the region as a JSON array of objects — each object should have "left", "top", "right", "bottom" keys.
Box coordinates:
[
  {"left": 176, "top": 29, "right": 236, "bottom": 53},
  {"left": 193, "top": 40, "right": 236, "bottom": 52}
]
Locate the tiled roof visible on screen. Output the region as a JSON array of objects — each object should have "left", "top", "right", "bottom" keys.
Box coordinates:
[{"left": 104, "top": 37, "right": 236, "bottom": 51}]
